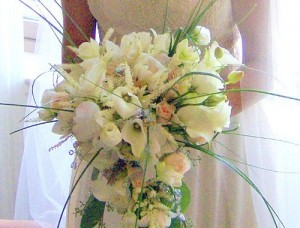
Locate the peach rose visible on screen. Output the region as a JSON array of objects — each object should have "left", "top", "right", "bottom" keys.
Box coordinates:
[
  {"left": 156, "top": 101, "right": 175, "bottom": 124},
  {"left": 164, "top": 152, "right": 191, "bottom": 174}
]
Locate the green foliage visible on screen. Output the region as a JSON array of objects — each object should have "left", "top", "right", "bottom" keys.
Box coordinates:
[
  {"left": 177, "top": 182, "right": 191, "bottom": 214},
  {"left": 170, "top": 217, "right": 182, "bottom": 228},
  {"left": 80, "top": 195, "right": 106, "bottom": 228}
]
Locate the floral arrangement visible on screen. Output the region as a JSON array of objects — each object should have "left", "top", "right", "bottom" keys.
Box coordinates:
[
  {"left": 38, "top": 24, "right": 245, "bottom": 227},
  {"left": 11, "top": 0, "right": 298, "bottom": 227}
]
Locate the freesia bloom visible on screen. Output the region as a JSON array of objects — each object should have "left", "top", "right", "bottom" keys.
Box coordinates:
[{"left": 200, "top": 41, "right": 241, "bottom": 71}]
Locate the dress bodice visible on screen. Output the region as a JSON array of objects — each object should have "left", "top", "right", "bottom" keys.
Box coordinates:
[{"left": 87, "top": 0, "right": 240, "bottom": 52}]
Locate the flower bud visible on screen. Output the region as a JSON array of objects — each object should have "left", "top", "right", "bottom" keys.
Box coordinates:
[
  {"left": 214, "top": 46, "right": 224, "bottom": 59},
  {"left": 203, "top": 94, "right": 227, "bottom": 107}
]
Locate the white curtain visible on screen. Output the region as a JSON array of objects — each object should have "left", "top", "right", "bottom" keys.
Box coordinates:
[
  {"left": 14, "top": 1, "right": 73, "bottom": 227},
  {"left": 242, "top": 1, "right": 300, "bottom": 227},
  {"left": 0, "top": 0, "right": 27, "bottom": 220}
]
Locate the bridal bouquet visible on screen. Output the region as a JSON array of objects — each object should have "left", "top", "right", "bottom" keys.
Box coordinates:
[
  {"left": 39, "top": 25, "right": 244, "bottom": 227},
  {"left": 13, "top": 0, "right": 295, "bottom": 227}
]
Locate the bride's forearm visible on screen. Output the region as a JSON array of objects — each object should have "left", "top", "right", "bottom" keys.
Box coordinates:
[{"left": 61, "top": 0, "right": 96, "bottom": 63}]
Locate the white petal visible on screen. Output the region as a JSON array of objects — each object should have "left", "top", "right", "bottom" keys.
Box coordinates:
[
  {"left": 122, "top": 119, "right": 146, "bottom": 158},
  {"left": 111, "top": 87, "right": 142, "bottom": 119}
]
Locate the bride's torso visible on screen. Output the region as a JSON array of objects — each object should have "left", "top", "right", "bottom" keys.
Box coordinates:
[{"left": 87, "top": 0, "right": 239, "bottom": 51}]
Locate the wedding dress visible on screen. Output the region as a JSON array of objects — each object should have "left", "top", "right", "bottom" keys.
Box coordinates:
[{"left": 67, "top": 1, "right": 259, "bottom": 228}]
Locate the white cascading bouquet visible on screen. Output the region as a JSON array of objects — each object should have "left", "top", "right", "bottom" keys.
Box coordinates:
[
  {"left": 11, "top": 0, "right": 295, "bottom": 227},
  {"left": 39, "top": 26, "right": 256, "bottom": 227}
]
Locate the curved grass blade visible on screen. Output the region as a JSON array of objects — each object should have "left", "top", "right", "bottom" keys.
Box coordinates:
[
  {"left": 223, "top": 132, "right": 300, "bottom": 147},
  {"left": 10, "top": 120, "right": 57, "bottom": 135},
  {"left": 134, "top": 126, "right": 150, "bottom": 228},
  {"left": 56, "top": 149, "right": 102, "bottom": 228},
  {"left": 178, "top": 140, "right": 285, "bottom": 228}
]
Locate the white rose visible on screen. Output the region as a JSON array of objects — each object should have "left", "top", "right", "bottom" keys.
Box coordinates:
[{"left": 176, "top": 101, "right": 231, "bottom": 142}]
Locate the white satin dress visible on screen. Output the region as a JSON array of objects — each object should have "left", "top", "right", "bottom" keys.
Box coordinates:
[{"left": 67, "top": 1, "right": 258, "bottom": 227}]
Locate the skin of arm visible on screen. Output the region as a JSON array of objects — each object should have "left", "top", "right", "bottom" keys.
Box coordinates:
[
  {"left": 231, "top": 0, "right": 273, "bottom": 114},
  {"left": 61, "top": 0, "right": 96, "bottom": 63}
]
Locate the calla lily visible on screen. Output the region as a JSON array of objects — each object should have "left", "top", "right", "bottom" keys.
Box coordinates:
[
  {"left": 122, "top": 119, "right": 146, "bottom": 158},
  {"left": 100, "top": 122, "right": 122, "bottom": 147},
  {"left": 111, "top": 87, "right": 142, "bottom": 119}
]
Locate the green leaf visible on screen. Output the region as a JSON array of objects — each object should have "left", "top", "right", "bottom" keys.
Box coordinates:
[
  {"left": 170, "top": 217, "right": 182, "bottom": 228},
  {"left": 178, "top": 182, "right": 191, "bottom": 213},
  {"left": 91, "top": 167, "right": 100, "bottom": 181},
  {"left": 80, "top": 195, "right": 106, "bottom": 228}
]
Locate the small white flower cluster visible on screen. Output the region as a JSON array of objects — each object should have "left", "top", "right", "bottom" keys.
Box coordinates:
[{"left": 38, "top": 26, "right": 241, "bottom": 227}]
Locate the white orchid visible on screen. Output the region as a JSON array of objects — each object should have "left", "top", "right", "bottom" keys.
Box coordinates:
[{"left": 93, "top": 175, "right": 130, "bottom": 214}]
